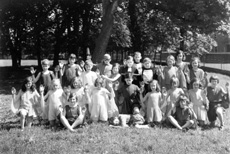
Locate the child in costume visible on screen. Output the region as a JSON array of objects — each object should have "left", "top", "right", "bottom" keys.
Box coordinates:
[
  {"left": 11, "top": 77, "right": 41, "bottom": 131},
  {"left": 60, "top": 54, "right": 82, "bottom": 87},
  {"left": 188, "top": 78, "right": 208, "bottom": 126},
  {"left": 31, "top": 59, "right": 55, "bottom": 94},
  {"left": 80, "top": 60, "right": 98, "bottom": 88},
  {"left": 161, "top": 77, "right": 184, "bottom": 118},
  {"left": 116, "top": 73, "right": 141, "bottom": 114},
  {"left": 89, "top": 77, "right": 116, "bottom": 122},
  {"left": 140, "top": 80, "right": 166, "bottom": 123},
  {"left": 40, "top": 79, "right": 67, "bottom": 127},
  {"left": 158, "top": 55, "right": 186, "bottom": 90},
  {"left": 138, "top": 57, "right": 158, "bottom": 94},
  {"left": 186, "top": 57, "right": 208, "bottom": 89}
]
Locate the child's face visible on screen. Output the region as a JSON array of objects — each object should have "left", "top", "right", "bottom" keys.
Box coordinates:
[
  {"left": 53, "top": 81, "right": 60, "bottom": 90},
  {"left": 177, "top": 53, "right": 183, "bottom": 61},
  {"left": 179, "top": 100, "right": 187, "bottom": 108},
  {"left": 167, "top": 58, "right": 174, "bottom": 66},
  {"left": 80, "top": 61, "right": 84, "bottom": 67},
  {"left": 42, "top": 64, "right": 49, "bottom": 71},
  {"left": 69, "top": 57, "right": 76, "bottom": 64},
  {"left": 95, "top": 82, "right": 103, "bottom": 89},
  {"left": 73, "top": 80, "right": 81, "bottom": 89},
  {"left": 25, "top": 81, "right": 32, "bottom": 90},
  {"left": 192, "top": 60, "right": 199, "bottom": 69},
  {"left": 193, "top": 81, "right": 200, "bottom": 90},
  {"left": 126, "top": 60, "right": 133, "bottom": 68},
  {"left": 144, "top": 61, "right": 151, "bottom": 69},
  {"left": 150, "top": 81, "right": 157, "bottom": 91},
  {"left": 69, "top": 97, "right": 77, "bottom": 107},
  {"left": 134, "top": 54, "right": 141, "bottom": 62},
  {"left": 113, "top": 117, "right": 120, "bottom": 125},
  {"left": 125, "top": 78, "right": 133, "bottom": 85},
  {"left": 85, "top": 64, "right": 92, "bottom": 71},
  {"left": 133, "top": 107, "right": 140, "bottom": 114},
  {"left": 172, "top": 80, "right": 178, "bottom": 88},
  {"left": 112, "top": 66, "right": 119, "bottom": 74},
  {"left": 211, "top": 79, "right": 218, "bottom": 87},
  {"left": 104, "top": 59, "right": 111, "bottom": 65}
]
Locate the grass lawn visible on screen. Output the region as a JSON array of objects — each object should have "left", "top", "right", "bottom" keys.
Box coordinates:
[{"left": 0, "top": 67, "right": 230, "bottom": 154}]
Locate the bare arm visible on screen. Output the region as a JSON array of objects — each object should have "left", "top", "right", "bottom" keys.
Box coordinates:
[
  {"left": 102, "top": 74, "right": 121, "bottom": 82},
  {"left": 32, "top": 72, "right": 41, "bottom": 83}
]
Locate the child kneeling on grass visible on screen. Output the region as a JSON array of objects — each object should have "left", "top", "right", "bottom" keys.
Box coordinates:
[
  {"left": 11, "top": 77, "right": 42, "bottom": 131},
  {"left": 58, "top": 93, "right": 85, "bottom": 132},
  {"left": 167, "top": 94, "right": 197, "bottom": 131},
  {"left": 206, "top": 75, "right": 229, "bottom": 130}
]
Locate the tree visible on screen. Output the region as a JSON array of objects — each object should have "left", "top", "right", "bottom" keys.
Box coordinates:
[{"left": 92, "top": 0, "right": 123, "bottom": 63}]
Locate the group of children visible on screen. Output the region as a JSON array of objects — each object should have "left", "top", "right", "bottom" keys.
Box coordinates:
[{"left": 11, "top": 51, "right": 229, "bottom": 132}]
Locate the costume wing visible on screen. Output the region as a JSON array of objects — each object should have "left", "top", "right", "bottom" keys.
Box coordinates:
[{"left": 11, "top": 98, "right": 20, "bottom": 114}]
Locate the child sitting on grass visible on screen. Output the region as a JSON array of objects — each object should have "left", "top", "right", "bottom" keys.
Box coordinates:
[
  {"left": 58, "top": 93, "right": 86, "bottom": 132},
  {"left": 168, "top": 94, "right": 197, "bottom": 131},
  {"left": 11, "top": 77, "right": 41, "bottom": 131}
]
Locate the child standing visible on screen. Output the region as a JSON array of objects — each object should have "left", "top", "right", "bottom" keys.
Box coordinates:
[
  {"left": 116, "top": 73, "right": 141, "bottom": 114},
  {"left": 158, "top": 55, "right": 186, "bottom": 90},
  {"left": 175, "top": 50, "right": 189, "bottom": 89},
  {"left": 120, "top": 56, "right": 137, "bottom": 85},
  {"left": 138, "top": 57, "right": 158, "bottom": 93},
  {"left": 140, "top": 80, "right": 164, "bottom": 123},
  {"left": 41, "top": 79, "right": 67, "bottom": 127},
  {"left": 89, "top": 77, "right": 115, "bottom": 122},
  {"left": 11, "top": 77, "right": 41, "bottom": 131},
  {"left": 70, "top": 77, "right": 87, "bottom": 107},
  {"left": 133, "top": 52, "right": 142, "bottom": 75},
  {"left": 31, "top": 59, "right": 55, "bottom": 94},
  {"left": 206, "top": 75, "right": 228, "bottom": 130},
  {"left": 102, "top": 63, "right": 121, "bottom": 109},
  {"left": 96, "top": 54, "right": 113, "bottom": 76},
  {"left": 80, "top": 60, "right": 98, "bottom": 88},
  {"left": 188, "top": 78, "right": 208, "bottom": 126},
  {"left": 60, "top": 54, "right": 82, "bottom": 87},
  {"left": 168, "top": 94, "right": 197, "bottom": 131},
  {"left": 186, "top": 57, "right": 207, "bottom": 89}
]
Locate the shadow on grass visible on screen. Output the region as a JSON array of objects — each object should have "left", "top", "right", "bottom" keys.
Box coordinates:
[{"left": 0, "top": 119, "right": 21, "bottom": 131}]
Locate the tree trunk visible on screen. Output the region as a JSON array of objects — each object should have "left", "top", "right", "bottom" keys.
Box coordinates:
[
  {"left": 35, "top": 34, "right": 42, "bottom": 69},
  {"left": 9, "top": 41, "right": 18, "bottom": 68},
  {"left": 128, "top": 0, "right": 142, "bottom": 54},
  {"left": 92, "top": 0, "right": 120, "bottom": 63},
  {"left": 53, "top": 36, "right": 61, "bottom": 67},
  {"left": 179, "top": 28, "right": 185, "bottom": 51}
]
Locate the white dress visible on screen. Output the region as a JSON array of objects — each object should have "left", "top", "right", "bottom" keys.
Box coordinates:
[
  {"left": 188, "top": 89, "right": 207, "bottom": 121},
  {"left": 90, "top": 88, "right": 110, "bottom": 121}
]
